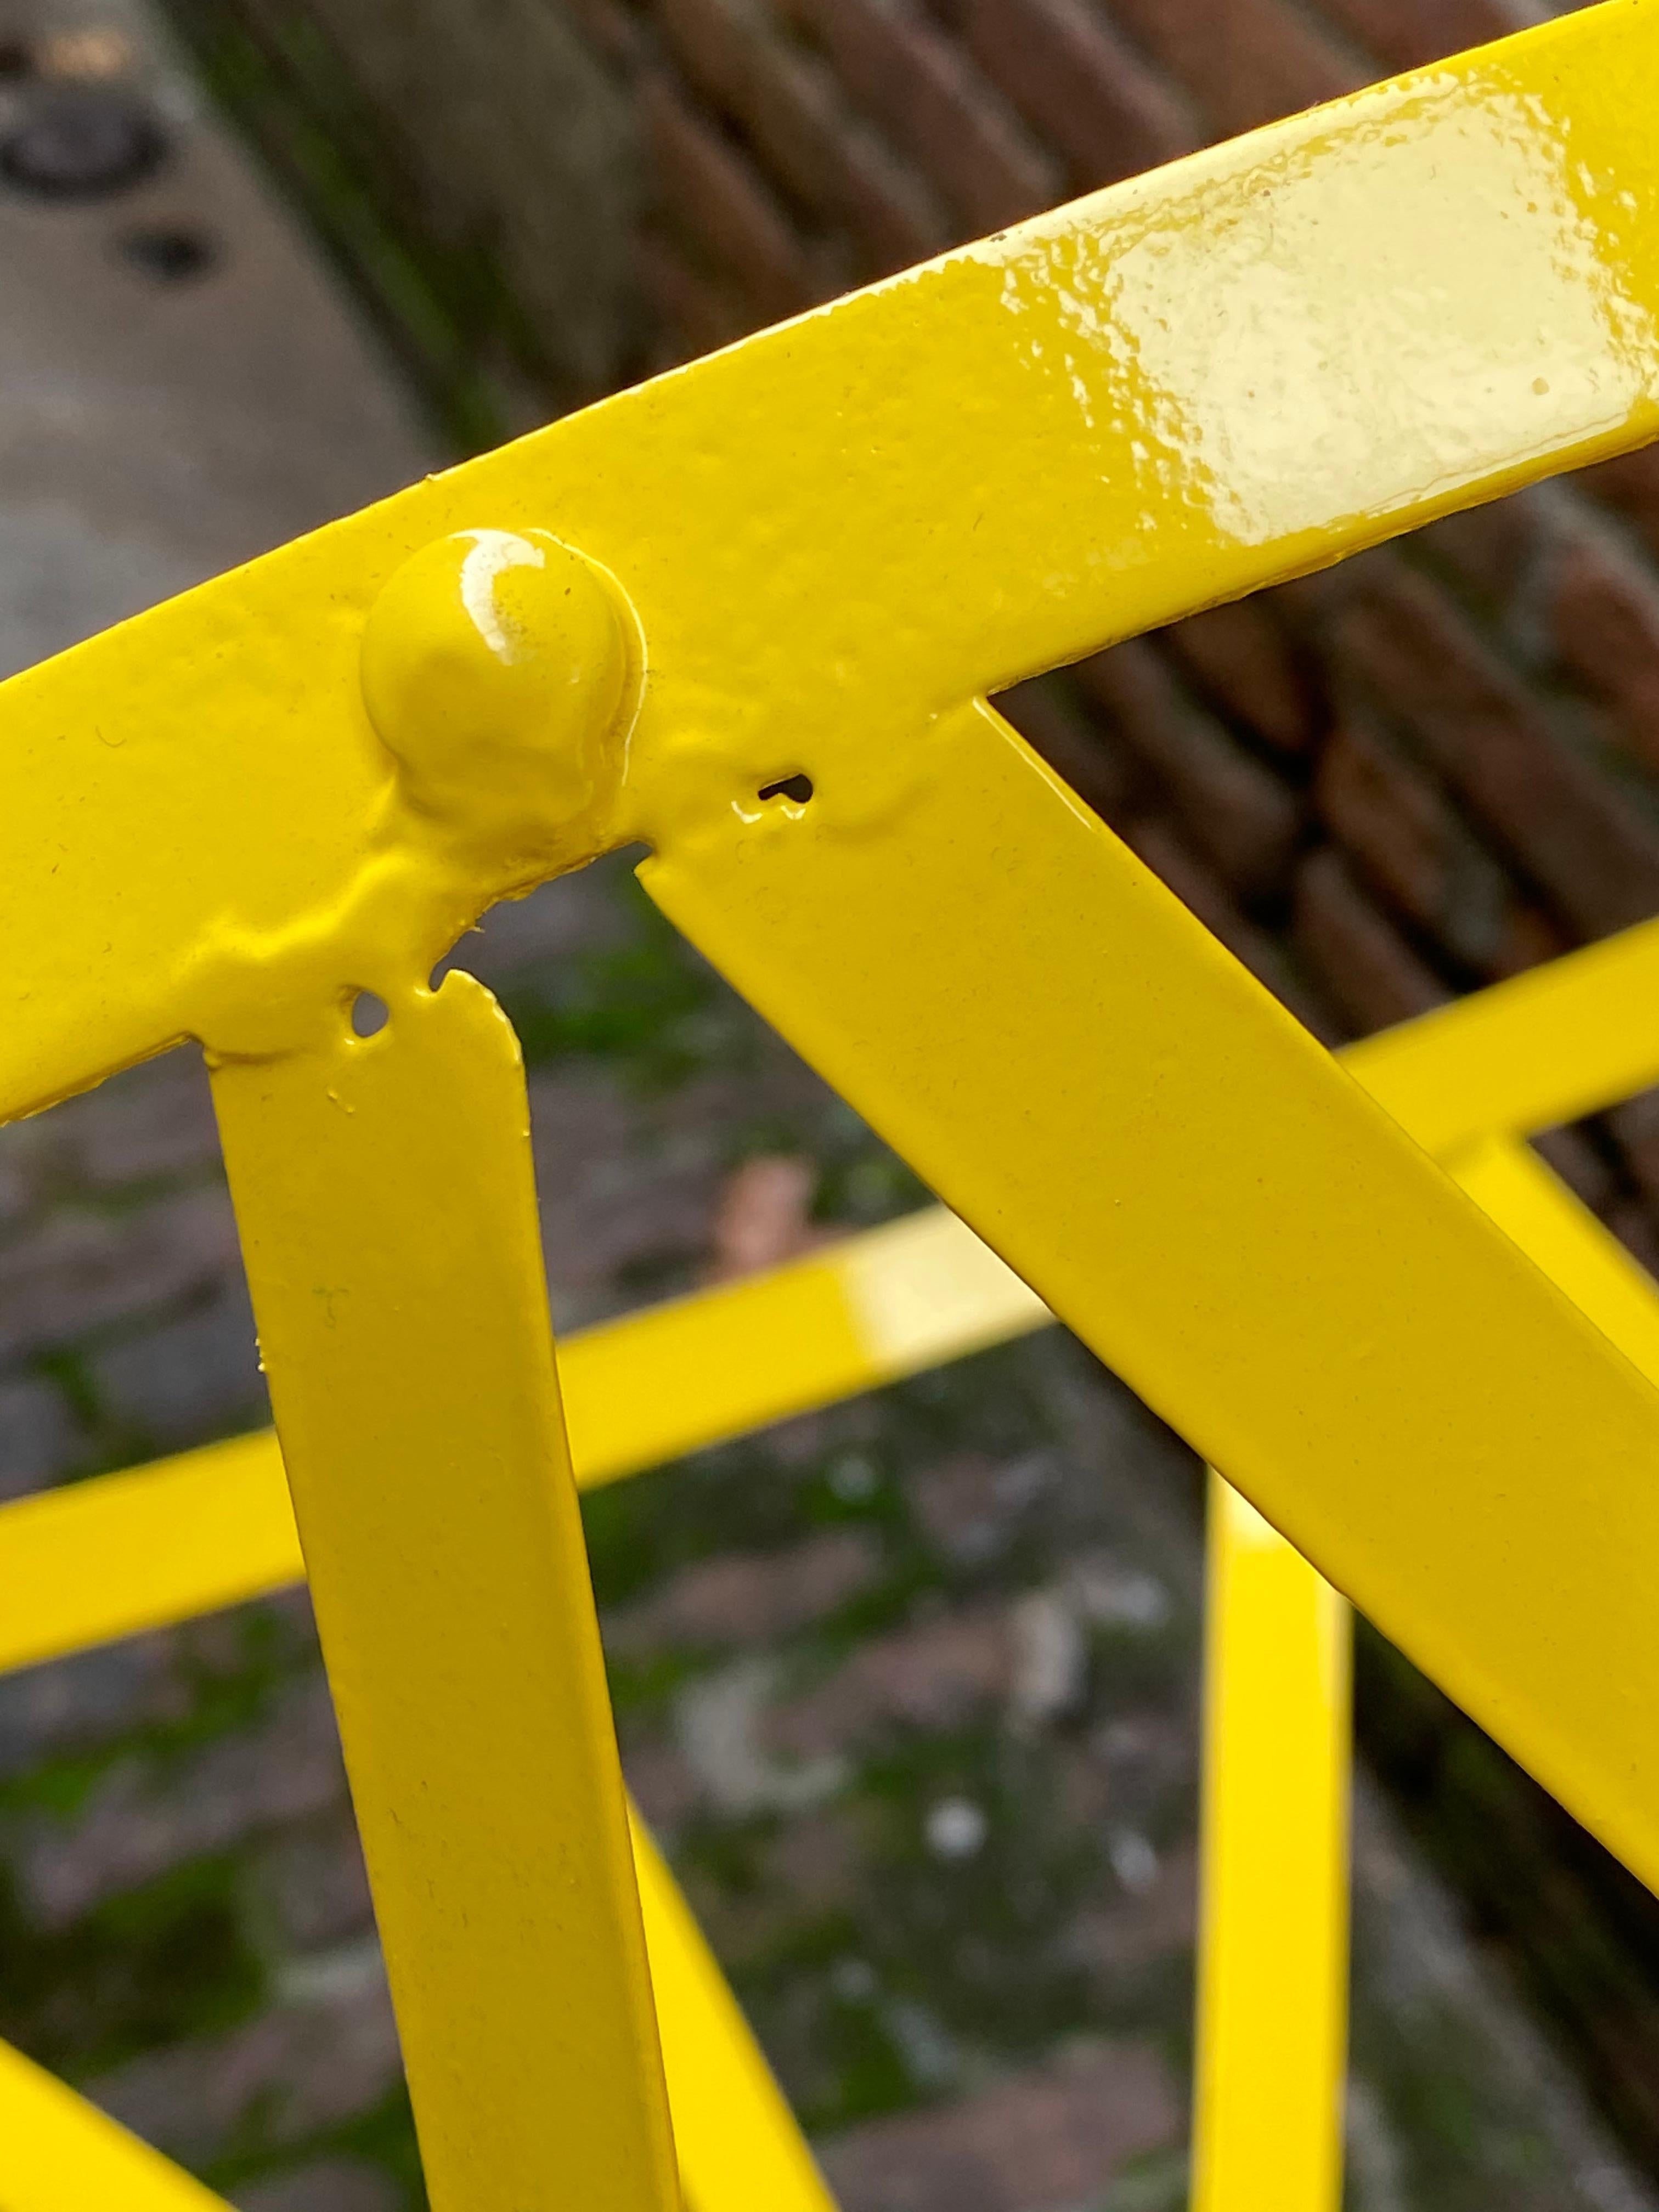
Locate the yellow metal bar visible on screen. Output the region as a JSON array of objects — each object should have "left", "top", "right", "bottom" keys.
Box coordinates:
[
  {"left": 1191, "top": 1474, "right": 1350, "bottom": 2212},
  {"left": 563, "top": 1203, "right": 1045, "bottom": 1482},
  {"left": 1448, "top": 1133, "right": 1659, "bottom": 1386},
  {"left": 630, "top": 1804, "right": 837, "bottom": 2212},
  {"left": 1190, "top": 1128, "right": 1659, "bottom": 2212},
  {"left": 7, "top": 1124, "right": 1648, "bottom": 2212},
  {"left": 0, "top": 2036, "right": 228, "bottom": 2211},
  {"left": 2, "top": 1030, "right": 1656, "bottom": 2212},
  {"left": 0, "top": 1431, "right": 303, "bottom": 1678},
  {"left": 645, "top": 695, "right": 1659, "bottom": 1897},
  {"left": 208, "top": 975, "right": 678, "bottom": 2212},
  {"left": 1346, "top": 916, "right": 1659, "bottom": 1160},
  {"left": 2, "top": 5, "right": 1657, "bottom": 1128}
]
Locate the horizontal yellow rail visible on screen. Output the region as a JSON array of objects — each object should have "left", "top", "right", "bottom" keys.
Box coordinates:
[{"left": 0, "top": 1207, "right": 1047, "bottom": 1679}]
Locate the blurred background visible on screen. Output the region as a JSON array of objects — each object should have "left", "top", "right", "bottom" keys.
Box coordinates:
[{"left": 3, "top": 1, "right": 1659, "bottom": 2206}]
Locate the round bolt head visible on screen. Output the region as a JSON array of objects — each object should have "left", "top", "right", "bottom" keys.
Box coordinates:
[{"left": 360, "top": 528, "right": 634, "bottom": 878}]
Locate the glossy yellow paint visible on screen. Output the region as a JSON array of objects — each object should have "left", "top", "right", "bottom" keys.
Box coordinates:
[
  {"left": 0, "top": 2036, "right": 228, "bottom": 2211},
  {"left": 0, "top": 8, "right": 1657, "bottom": 2209},
  {"left": 1192, "top": 1475, "right": 1350, "bottom": 2212},
  {"left": 209, "top": 976, "right": 678, "bottom": 2212},
  {"left": 1, "top": 4, "right": 1657, "bottom": 1126},
  {"left": 646, "top": 687, "right": 1659, "bottom": 1899}
]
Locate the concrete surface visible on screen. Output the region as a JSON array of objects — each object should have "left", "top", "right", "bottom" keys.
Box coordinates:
[{"left": 0, "top": 0, "right": 435, "bottom": 678}]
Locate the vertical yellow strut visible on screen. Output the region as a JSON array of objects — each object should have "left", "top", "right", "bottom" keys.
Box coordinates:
[
  {"left": 1192, "top": 1477, "right": 1351, "bottom": 2212},
  {"left": 209, "top": 974, "right": 679, "bottom": 2212}
]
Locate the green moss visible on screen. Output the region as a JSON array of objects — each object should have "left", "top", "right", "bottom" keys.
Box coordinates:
[{"left": 0, "top": 1853, "right": 264, "bottom": 2076}]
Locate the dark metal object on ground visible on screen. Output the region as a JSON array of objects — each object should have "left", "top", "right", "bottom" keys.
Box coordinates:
[{"left": 0, "top": 86, "right": 165, "bottom": 200}]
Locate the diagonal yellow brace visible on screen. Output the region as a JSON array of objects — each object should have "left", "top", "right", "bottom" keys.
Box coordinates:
[
  {"left": 644, "top": 695, "right": 1659, "bottom": 1895},
  {"left": 0, "top": 2038, "right": 229, "bottom": 2212},
  {"left": 1192, "top": 1476, "right": 1351, "bottom": 2212},
  {"left": 1192, "top": 1130, "right": 1659, "bottom": 2212},
  {"left": 630, "top": 1806, "right": 836, "bottom": 2212},
  {"left": 208, "top": 974, "right": 679, "bottom": 2212}
]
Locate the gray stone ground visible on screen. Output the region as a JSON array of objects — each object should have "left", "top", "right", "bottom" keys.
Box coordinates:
[{"left": 0, "top": 3, "right": 1655, "bottom": 2208}]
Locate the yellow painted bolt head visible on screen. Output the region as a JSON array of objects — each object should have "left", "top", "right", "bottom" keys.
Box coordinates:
[{"left": 360, "top": 527, "right": 633, "bottom": 879}]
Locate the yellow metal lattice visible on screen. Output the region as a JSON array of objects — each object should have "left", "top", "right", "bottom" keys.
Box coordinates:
[{"left": 3, "top": 4, "right": 1659, "bottom": 2208}]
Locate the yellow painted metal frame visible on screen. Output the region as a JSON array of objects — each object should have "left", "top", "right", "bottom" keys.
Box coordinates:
[
  {"left": 3, "top": 4, "right": 1659, "bottom": 2208},
  {"left": 8, "top": 921, "right": 1659, "bottom": 2211}
]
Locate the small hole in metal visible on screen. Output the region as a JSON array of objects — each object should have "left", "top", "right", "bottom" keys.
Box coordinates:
[
  {"left": 351, "top": 991, "right": 389, "bottom": 1037},
  {"left": 758, "top": 772, "right": 813, "bottom": 805}
]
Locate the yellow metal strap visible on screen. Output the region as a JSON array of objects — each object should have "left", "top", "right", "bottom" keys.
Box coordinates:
[
  {"left": 7, "top": 957, "right": 1659, "bottom": 2212},
  {"left": 208, "top": 977, "right": 678, "bottom": 2212},
  {"left": 647, "top": 697, "right": 1659, "bottom": 1895},
  {"left": 1193, "top": 1125, "right": 1659, "bottom": 2212},
  {"left": 8, "top": 924, "right": 1659, "bottom": 2212},
  {"left": 1192, "top": 1476, "right": 1350, "bottom": 2212},
  {"left": 0, "top": 2037, "right": 228, "bottom": 2211}
]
